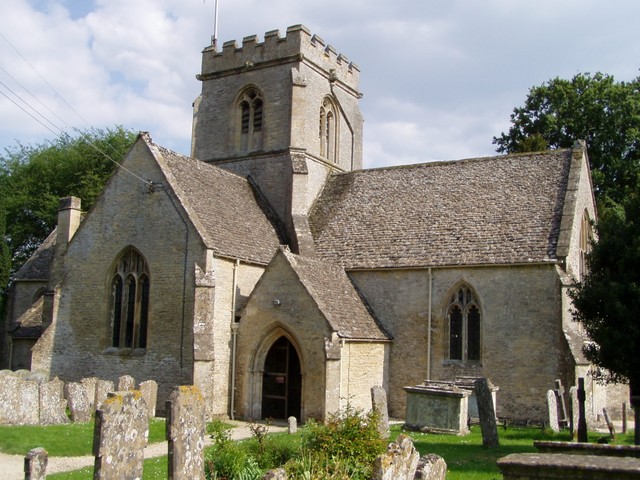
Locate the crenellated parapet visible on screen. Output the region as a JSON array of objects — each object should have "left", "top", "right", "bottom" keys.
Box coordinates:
[{"left": 199, "top": 24, "right": 360, "bottom": 90}]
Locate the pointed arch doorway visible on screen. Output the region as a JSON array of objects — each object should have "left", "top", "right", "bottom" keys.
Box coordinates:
[{"left": 261, "top": 336, "right": 302, "bottom": 420}]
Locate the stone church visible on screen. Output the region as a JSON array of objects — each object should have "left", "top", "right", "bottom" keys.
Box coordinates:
[{"left": 2, "top": 25, "right": 623, "bottom": 422}]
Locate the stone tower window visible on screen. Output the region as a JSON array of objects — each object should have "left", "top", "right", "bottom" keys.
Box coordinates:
[
  {"left": 579, "top": 210, "right": 593, "bottom": 281},
  {"left": 446, "top": 284, "right": 481, "bottom": 362},
  {"left": 236, "top": 87, "right": 264, "bottom": 152},
  {"left": 109, "top": 248, "right": 149, "bottom": 350},
  {"left": 319, "top": 97, "right": 338, "bottom": 162}
]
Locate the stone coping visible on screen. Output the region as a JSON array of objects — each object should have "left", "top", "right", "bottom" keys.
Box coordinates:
[
  {"left": 497, "top": 453, "right": 640, "bottom": 479},
  {"left": 534, "top": 440, "right": 640, "bottom": 458},
  {"left": 404, "top": 385, "right": 471, "bottom": 398}
]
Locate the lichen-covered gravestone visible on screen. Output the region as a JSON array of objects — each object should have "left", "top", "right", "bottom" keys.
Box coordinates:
[
  {"left": 94, "top": 379, "right": 114, "bottom": 410},
  {"left": 24, "top": 447, "right": 48, "bottom": 480},
  {"left": 80, "top": 377, "right": 99, "bottom": 412},
  {"left": 118, "top": 375, "right": 136, "bottom": 391},
  {"left": 65, "top": 382, "right": 92, "bottom": 423},
  {"left": 93, "top": 391, "right": 149, "bottom": 480},
  {"left": 39, "top": 377, "right": 69, "bottom": 425},
  {"left": 0, "top": 374, "right": 39, "bottom": 425},
  {"left": 373, "top": 434, "right": 420, "bottom": 480},
  {"left": 166, "top": 386, "right": 206, "bottom": 480},
  {"left": 139, "top": 380, "right": 158, "bottom": 418}
]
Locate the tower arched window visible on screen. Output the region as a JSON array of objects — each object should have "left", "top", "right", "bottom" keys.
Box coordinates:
[
  {"left": 236, "top": 87, "right": 264, "bottom": 153},
  {"left": 579, "top": 210, "right": 593, "bottom": 281},
  {"left": 447, "top": 284, "right": 481, "bottom": 362},
  {"left": 319, "top": 97, "right": 338, "bottom": 163},
  {"left": 109, "top": 248, "right": 149, "bottom": 350}
]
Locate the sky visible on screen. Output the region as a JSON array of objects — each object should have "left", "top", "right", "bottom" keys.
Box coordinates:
[{"left": 1, "top": 0, "right": 639, "bottom": 169}]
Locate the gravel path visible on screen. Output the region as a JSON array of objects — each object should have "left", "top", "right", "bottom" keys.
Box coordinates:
[{"left": 0, "top": 420, "right": 286, "bottom": 480}]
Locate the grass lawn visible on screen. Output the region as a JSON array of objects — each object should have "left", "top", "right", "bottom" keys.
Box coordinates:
[{"left": 0, "top": 417, "right": 166, "bottom": 456}]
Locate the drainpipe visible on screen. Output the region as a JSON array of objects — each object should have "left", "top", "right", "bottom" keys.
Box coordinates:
[
  {"left": 427, "top": 267, "right": 433, "bottom": 380},
  {"left": 230, "top": 259, "right": 240, "bottom": 420}
]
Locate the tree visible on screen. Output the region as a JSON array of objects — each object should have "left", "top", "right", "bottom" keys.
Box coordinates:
[
  {"left": 569, "top": 194, "right": 640, "bottom": 444},
  {"left": 493, "top": 72, "right": 640, "bottom": 209},
  {"left": 0, "top": 126, "right": 136, "bottom": 287}
]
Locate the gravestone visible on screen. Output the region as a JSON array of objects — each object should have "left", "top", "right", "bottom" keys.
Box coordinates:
[
  {"left": 81, "top": 377, "right": 99, "bottom": 412},
  {"left": 39, "top": 377, "right": 69, "bottom": 425},
  {"left": 0, "top": 375, "right": 39, "bottom": 425},
  {"left": 554, "top": 379, "right": 568, "bottom": 427},
  {"left": 94, "top": 379, "right": 114, "bottom": 409},
  {"left": 118, "top": 374, "right": 136, "bottom": 391},
  {"left": 166, "top": 386, "right": 206, "bottom": 480},
  {"left": 602, "top": 407, "right": 616, "bottom": 438},
  {"left": 24, "top": 447, "right": 48, "bottom": 480},
  {"left": 373, "top": 434, "right": 420, "bottom": 480},
  {"left": 65, "top": 382, "right": 92, "bottom": 422},
  {"left": 287, "top": 416, "right": 297, "bottom": 434},
  {"left": 546, "top": 389, "right": 560, "bottom": 432},
  {"left": 139, "top": 380, "right": 158, "bottom": 418},
  {"left": 569, "top": 385, "right": 578, "bottom": 438},
  {"left": 93, "top": 391, "right": 149, "bottom": 479},
  {"left": 415, "top": 453, "right": 447, "bottom": 480},
  {"left": 577, "top": 377, "right": 588, "bottom": 442},
  {"left": 474, "top": 378, "right": 499, "bottom": 447},
  {"left": 371, "top": 385, "right": 390, "bottom": 438},
  {"left": 264, "top": 468, "right": 288, "bottom": 479}
]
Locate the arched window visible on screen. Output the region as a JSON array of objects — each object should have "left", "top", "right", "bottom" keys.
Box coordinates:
[
  {"left": 319, "top": 97, "right": 338, "bottom": 162},
  {"left": 236, "top": 87, "right": 264, "bottom": 152},
  {"left": 109, "top": 248, "right": 149, "bottom": 349},
  {"left": 579, "top": 210, "right": 593, "bottom": 281},
  {"left": 447, "top": 284, "right": 481, "bottom": 362}
]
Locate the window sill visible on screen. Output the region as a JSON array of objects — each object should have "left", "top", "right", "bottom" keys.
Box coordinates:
[
  {"left": 442, "top": 359, "right": 482, "bottom": 367},
  {"left": 103, "top": 347, "right": 146, "bottom": 357}
]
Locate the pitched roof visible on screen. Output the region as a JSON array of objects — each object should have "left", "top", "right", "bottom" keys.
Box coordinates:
[
  {"left": 280, "top": 248, "right": 391, "bottom": 341},
  {"left": 147, "top": 137, "right": 282, "bottom": 264},
  {"left": 14, "top": 230, "right": 56, "bottom": 281},
  {"left": 309, "top": 149, "right": 573, "bottom": 269}
]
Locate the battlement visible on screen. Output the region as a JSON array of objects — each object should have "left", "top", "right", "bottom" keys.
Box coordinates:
[{"left": 199, "top": 25, "right": 360, "bottom": 90}]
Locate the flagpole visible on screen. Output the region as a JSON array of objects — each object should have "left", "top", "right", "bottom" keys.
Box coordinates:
[{"left": 212, "top": 0, "right": 219, "bottom": 48}]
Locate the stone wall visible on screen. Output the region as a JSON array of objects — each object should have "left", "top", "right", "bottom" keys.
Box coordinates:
[{"left": 350, "top": 265, "right": 570, "bottom": 421}]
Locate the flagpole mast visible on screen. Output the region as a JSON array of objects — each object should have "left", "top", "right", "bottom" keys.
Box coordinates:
[{"left": 212, "top": 0, "right": 219, "bottom": 48}]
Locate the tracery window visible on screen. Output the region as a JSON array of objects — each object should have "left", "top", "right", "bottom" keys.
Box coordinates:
[
  {"left": 109, "top": 248, "right": 149, "bottom": 350},
  {"left": 236, "top": 87, "right": 263, "bottom": 152},
  {"left": 447, "top": 284, "right": 481, "bottom": 362},
  {"left": 319, "top": 97, "right": 338, "bottom": 162},
  {"left": 579, "top": 210, "right": 593, "bottom": 281}
]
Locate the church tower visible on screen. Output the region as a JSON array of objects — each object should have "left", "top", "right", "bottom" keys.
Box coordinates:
[{"left": 191, "top": 25, "right": 363, "bottom": 254}]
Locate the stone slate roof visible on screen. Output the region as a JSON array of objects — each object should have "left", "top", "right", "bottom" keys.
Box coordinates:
[
  {"left": 281, "top": 248, "right": 391, "bottom": 341},
  {"left": 310, "top": 149, "right": 573, "bottom": 269},
  {"left": 148, "top": 138, "right": 282, "bottom": 265},
  {"left": 10, "top": 296, "right": 45, "bottom": 338},
  {"left": 14, "top": 230, "right": 56, "bottom": 280}
]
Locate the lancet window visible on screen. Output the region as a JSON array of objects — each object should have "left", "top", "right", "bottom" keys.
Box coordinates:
[
  {"left": 319, "top": 97, "right": 338, "bottom": 162},
  {"left": 236, "top": 87, "right": 264, "bottom": 152},
  {"left": 579, "top": 210, "right": 593, "bottom": 281},
  {"left": 109, "top": 248, "right": 149, "bottom": 350},
  {"left": 447, "top": 284, "right": 481, "bottom": 362}
]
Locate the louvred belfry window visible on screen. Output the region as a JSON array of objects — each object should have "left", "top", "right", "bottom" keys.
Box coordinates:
[{"left": 237, "top": 87, "right": 264, "bottom": 152}]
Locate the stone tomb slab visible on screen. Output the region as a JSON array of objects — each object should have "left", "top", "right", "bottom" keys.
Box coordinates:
[{"left": 404, "top": 382, "right": 470, "bottom": 435}]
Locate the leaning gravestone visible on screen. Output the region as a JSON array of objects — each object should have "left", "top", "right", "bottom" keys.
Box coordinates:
[
  {"left": 93, "top": 391, "right": 149, "bottom": 480},
  {"left": 371, "top": 385, "right": 390, "bottom": 438},
  {"left": 474, "top": 378, "right": 499, "bottom": 447},
  {"left": 39, "top": 377, "right": 69, "bottom": 425},
  {"left": 65, "top": 382, "right": 92, "bottom": 423},
  {"left": 166, "top": 386, "right": 206, "bottom": 480},
  {"left": 118, "top": 375, "right": 136, "bottom": 391},
  {"left": 24, "top": 447, "right": 48, "bottom": 480},
  {"left": 373, "top": 434, "right": 420, "bottom": 480},
  {"left": 546, "top": 389, "right": 560, "bottom": 432}
]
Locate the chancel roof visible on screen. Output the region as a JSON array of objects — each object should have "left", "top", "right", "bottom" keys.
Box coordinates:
[
  {"left": 280, "top": 248, "right": 391, "bottom": 341},
  {"left": 310, "top": 149, "right": 573, "bottom": 269},
  {"left": 147, "top": 138, "right": 282, "bottom": 264},
  {"left": 14, "top": 230, "right": 56, "bottom": 280}
]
